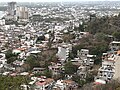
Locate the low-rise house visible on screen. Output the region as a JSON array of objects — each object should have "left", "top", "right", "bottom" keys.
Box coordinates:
[
  {"left": 15, "top": 66, "right": 26, "bottom": 73},
  {"left": 0, "top": 19, "right": 5, "bottom": 26},
  {"left": 31, "top": 76, "right": 54, "bottom": 90},
  {"left": 77, "top": 49, "right": 95, "bottom": 67},
  {"left": 0, "top": 53, "right": 7, "bottom": 68},
  {"left": 13, "top": 60, "right": 24, "bottom": 66},
  {"left": 53, "top": 80, "right": 78, "bottom": 90},
  {"left": 20, "top": 84, "right": 30, "bottom": 90},
  {"left": 53, "top": 80, "right": 66, "bottom": 90},
  {"left": 97, "top": 66, "right": 115, "bottom": 81},
  {"left": 32, "top": 67, "right": 45, "bottom": 74},
  {"left": 71, "top": 58, "right": 81, "bottom": 66},
  {"left": 79, "top": 32, "right": 90, "bottom": 38},
  {"left": 63, "top": 80, "right": 78, "bottom": 90},
  {"left": 94, "top": 79, "right": 106, "bottom": 85},
  {"left": 2, "top": 71, "right": 10, "bottom": 76},
  {"left": 86, "top": 55, "right": 95, "bottom": 66},
  {"left": 4, "top": 64, "right": 15, "bottom": 71},
  {"left": 110, "top": 41, "right": 120, "bottom": 51},
  {"left": 78, "top": 49, "right": 89, "bottom": 60},
  {"left": 96, "top": 50, "right": 120, "bottom": 82},
  {"left": 26, "top": 47, "right": 41, "bottom": 57},
  {"left": 77, "top": 65, "right": 87, "bottom": 79},
  {"left": 12, "top": 49, "right": 21, "bottom": 54},
  {"left": 19, "top": 72, "right": 29, "bottom": 76},
  {"left": 75, "top": 32, "right": 90, "bottom": 40},
  {"left": 102, "top": 53, "right": 115, "bottom": 67},
  {"left": 48, "top": 62, "right": 62, "bottom": 75}
]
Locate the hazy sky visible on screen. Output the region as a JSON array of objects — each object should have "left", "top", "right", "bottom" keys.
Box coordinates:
[{"left": 0, "top": 0, "right": 120, "bottom": 2}]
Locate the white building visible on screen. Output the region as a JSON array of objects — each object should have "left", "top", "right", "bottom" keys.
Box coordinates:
[
  {"left": 53, "top": 80, "right": 66, "bottom": 90},
  {"left": 77, "top": 65, "right": 87, "bottom": 79},
  {"left": 8, "top": 2, "right": 17, "bottom": 16},
  {"left": 53, "top": 80, "right": 77, "bottom": 90},
  {"left": 0, "top": 53, "right": 7, "bottom": 68},
  {"left": 57, "top": 44, "right": 72, "bottom": 62},
  {"left": 16, "top": 6, "right": 29, "bottom": 19},
  {"left": 78, "top": 49, "right": 89, "bottom": 60},
  {"left": 96, "top": 50, "right": 120, "bottom": 82},
  {"left": 110, "top": 41, "right": 120, "bottom": 51},
  {"left": 97, "top": 66, "right": 115, "bottom": 81},
  {"left": 48, "top": 63, "right": 61, "bottom": 75},
  {"left": 77, "top": 49, "right": 95, "bottom": 66},
  {"left": 0, "top": 19, "right": 5, "bottom": 26}
]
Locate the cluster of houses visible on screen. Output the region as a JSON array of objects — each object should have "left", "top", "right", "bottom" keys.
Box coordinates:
[
  {"left": 21, "top": 76, "right": 79, "bottom": 90},
  {"left": 76, "top": 49, "right": 96, "bottom": 79},
  {"left": 95, "top": 41, "right": 120, "bottom": 85},
  {"left": 0, "top": 1, "right": 120, "bottom": 90},
  {"left": 0, "top": 3, "right": 95, "bottom": 90},
  {"left": 0, "top": 14, "right": 96, "bottom": 89},
  {"left": 0, "top": 24, "right": 96, "bottom": 90}
]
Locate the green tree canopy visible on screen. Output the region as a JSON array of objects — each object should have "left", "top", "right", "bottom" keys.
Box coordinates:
[
  {"left": 0, "top": 76, "right": 29, "bottom": 90},
  {"left": 25, "top": 55, "right": 40, "bottom": 70},
  {"left": 113, "top": 31, "right": 120, "bottom": 41},
  {"left": 5, "top": 50, "right": 18, "bottom": 64},
  {"left": 64, "top": 61, "right": 78, "bottom": 75}
]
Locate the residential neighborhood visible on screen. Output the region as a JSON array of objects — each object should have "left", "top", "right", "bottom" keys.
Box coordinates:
[{"left": 0, "top": 1, "right": 120, "bottom": 90}]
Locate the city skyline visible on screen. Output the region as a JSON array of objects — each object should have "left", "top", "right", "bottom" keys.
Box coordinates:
[{"left": 0, "top": 0, "right": 120, "bottom": 2}]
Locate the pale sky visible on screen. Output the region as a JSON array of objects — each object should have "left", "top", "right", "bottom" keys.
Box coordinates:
[{"left": 0, "top": 0, "right": 120, "bottom": 2}]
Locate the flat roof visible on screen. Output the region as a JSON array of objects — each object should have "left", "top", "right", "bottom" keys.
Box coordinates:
[{"left": 111, "top": 41, "right": 120, "bottom": 44}]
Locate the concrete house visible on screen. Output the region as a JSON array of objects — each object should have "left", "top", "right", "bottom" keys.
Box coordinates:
[
  {"left": 48, "top": 62, "right": 62, "bottom": 75},
  {"left": 110, "top": 41, "right": 120, "bottom": 51},
  {"left": 0, "top": 53, "right": 7, "bottom": 68}
]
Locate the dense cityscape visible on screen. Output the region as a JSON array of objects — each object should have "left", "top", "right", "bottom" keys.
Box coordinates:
[{"left": 0, "top": 1, "right": 120, "bottom": 90}]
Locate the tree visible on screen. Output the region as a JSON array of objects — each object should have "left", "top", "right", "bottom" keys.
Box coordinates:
[
  {"left": 62, "top": 33, "right": 72, "bottom": 43},
  {"left": 72, "top": 75, "right": 86, "bottom": 87},
  {"left": 7, "top": 56, "right": 17, "bottom": 64},
  {"left": 95, "top": 33, "right": 111, "bottom": 42},
  {"left": 48, "top": 30, "right": 55, "bottom": 49},
  {"left": 36, "top": 35, "right": 45, "bottom": 43},
  {"left": 79, "top": 22, "right": 85, "bottom": 32},
  {"left": 0, "top": 76, "right": 29, "bottom": 90},
  {"left": 85, "top": 73, "right": 94, "bottom": 83},
  {"left": 113, "top": 31, "right": 120, "bottom": 41},
  {"left": 5, "top": 50, "right": 14, "bottom": 59},
  {"left": 25, "top": 55, "right": 40, "bottom": 70},
  {"left": 72, "top": 44, "right": 85, "bottom": 58},
  {"left": 89, "top": 41, "right": 109, "bottom": 65},
  {"left": 44, "top": 69, "right": 52, "bottom": 78},
  {"left": 5, "top": 50, "right": 18, "bottom": 64},
  {"left": 64, "top": 61, "right": 78, "bottom": 75}
]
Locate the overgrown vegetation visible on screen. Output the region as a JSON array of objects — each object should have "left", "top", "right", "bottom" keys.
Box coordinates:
[
  {"left": 0, "top": 76, "right": 29, "bottom": 90},
  {"left": 5, "top": 50, "right": 18, "bottom": 64}
]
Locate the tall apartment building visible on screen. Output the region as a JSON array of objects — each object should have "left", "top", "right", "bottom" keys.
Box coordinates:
[
  {"left": 56, "top": 44, "right": 72, "bottom": 63},
  {"left": 8, "top": 2, "right": 16, "bottom": 15},
  {"left": 16, "top": 6, "right": 29, "bottom": 19}
]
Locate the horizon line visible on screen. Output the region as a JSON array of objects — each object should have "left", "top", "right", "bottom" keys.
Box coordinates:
[{"left": 1, "top": 0, "right": 120, "bottom": 3}]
